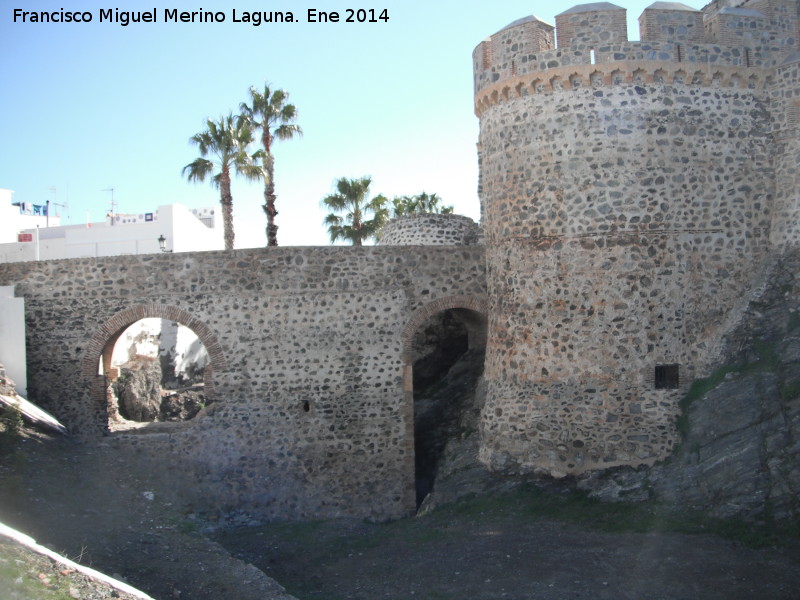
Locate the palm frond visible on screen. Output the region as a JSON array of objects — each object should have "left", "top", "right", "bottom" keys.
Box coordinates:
[
  {"left": 321, "top": 193, "right": 348, "bottom": 211},
  {"left": 182, "top": 158, "right": 215, "bottom": 184}
]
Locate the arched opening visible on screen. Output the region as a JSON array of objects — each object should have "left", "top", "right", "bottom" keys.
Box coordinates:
[
  {"left": 81, "top": 304, "right": 226, "bottom": 433},
  {"left": 403, "top": 297, "right": 488, "bottom": 511},
  {"left": 101, "top": 318, "right": 210, "bottom": 425}
]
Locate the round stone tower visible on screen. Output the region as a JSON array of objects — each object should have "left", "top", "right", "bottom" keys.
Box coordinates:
[
  {"left": 379, "top": 214, "right": 482, "bottom": 246},
  {"left": 473, "top": 0, "right": 798, "bottom": 476}
]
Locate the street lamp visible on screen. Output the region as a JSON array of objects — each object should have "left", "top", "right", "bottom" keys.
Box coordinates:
[{"left": 157, "top": 234, "right": 172, "bottom": 253}]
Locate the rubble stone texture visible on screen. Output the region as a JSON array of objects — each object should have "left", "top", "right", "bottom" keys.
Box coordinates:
[
  {"left": 0, "top": 0, "right": 798, "bottom": 521},
  {"left": 473, "top": 0, "right": 800, "bottom": 477},
  {"left": 380, "top": 214, "right": 482, "bottom": 246},
  {"left": 0, "top": 247, "right": 486, "bottom": 520}
]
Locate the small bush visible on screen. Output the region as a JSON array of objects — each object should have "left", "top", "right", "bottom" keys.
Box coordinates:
[{"left": 0, "top": 404, "right": 24, "bottom": 454}]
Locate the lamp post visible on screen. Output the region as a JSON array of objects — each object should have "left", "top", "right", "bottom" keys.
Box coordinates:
[{"left": 157, "top": 234, "right": 172, "bottom": 253}]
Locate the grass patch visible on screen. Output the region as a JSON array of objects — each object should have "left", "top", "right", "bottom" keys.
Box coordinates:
[
  {"left": 676, "top": 364, "right": 739, "bottom": 439},
  {"left": 676, "top": 336, "right": 787, "bottom": 439},
  {"left": 787, "top": 310, "right": 800, "bottom": 333},
  {"left": 780, "top": 379, "right": 800, "bottom": 402},
  {"left": 0, "top": 541, "right": 75, "bottom": 600},
  {"left": 0, "top": 405, "right": 24, "bottom": 456},
  {"left": 428, "top": 484, "right": 800, "bottom": 549}
]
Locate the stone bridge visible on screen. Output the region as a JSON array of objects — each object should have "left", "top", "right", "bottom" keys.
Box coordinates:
[{"left": 0, "top": 246, "right": 487, "bottom": 520}]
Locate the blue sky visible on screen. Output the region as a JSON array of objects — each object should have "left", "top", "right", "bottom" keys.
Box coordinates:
[{"left": 1, "top": 0, "right": 655, "bottom": 247}]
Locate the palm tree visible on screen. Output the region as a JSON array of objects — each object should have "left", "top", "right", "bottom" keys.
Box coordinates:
[
  {"left": 391, "top": 192, "right": 454, "bottom": 217},
  {"left": 391, "top": 195, "right": 419, "bottom": 217},
  {"left": 182, "top": 114, "right": 262, "bottom": 251},
  {"left": 417, "top": 191, "right": 453, "bottom": 214},
  {"left": 322, "top": 177, "right": 389, "bottom": 246},
  {"left": 239, "top": 84, "right": 302, "bottom": 247}
]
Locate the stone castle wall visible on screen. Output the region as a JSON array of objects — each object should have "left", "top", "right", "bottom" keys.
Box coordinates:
[
  {"left": 769, "top": 52, "right": 800, "bottom": 246},
  {"left": 379, "top": 214, "right": 482, "bottom": 246},
  {"left": 0, "top": 246, "right": 486, "bottom": 520},
  {"left": 1, "top": 0, "right": 798, "bottom": 521},
  {"left": 474, "top": 0, "right": 800, "bottom": 476}
]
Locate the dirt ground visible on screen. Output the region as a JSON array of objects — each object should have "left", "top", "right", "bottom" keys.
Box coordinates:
[{"left": 1, "top": 432, "right": 799, "bottom": 600}]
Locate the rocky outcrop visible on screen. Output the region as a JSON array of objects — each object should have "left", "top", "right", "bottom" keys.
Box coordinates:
[
  {"left": 114, "top": 358, "right": 163, "bottom": 422},
  {"left": 579, "top": 250, "right": 800, "bottom": 522},
  {"left": 160, "top": 388, "right": 207, "bottom": 421},
  {"left": 113, "top": 357, "right": 208, "bottom": 423},
  {"left": 0, "top": 363, "right": 17, "bottom": 398}
]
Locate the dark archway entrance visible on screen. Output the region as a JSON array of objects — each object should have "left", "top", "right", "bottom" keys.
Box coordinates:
[{"left": 402, "top": 296, "right": 488, "bottom": 511}]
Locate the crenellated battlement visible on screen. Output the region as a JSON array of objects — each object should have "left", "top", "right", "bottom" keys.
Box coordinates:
[{"left": 474, "top": 0, "right": 799, "bottom": 112}]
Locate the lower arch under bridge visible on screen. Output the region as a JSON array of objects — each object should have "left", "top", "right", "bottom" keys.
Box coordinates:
[{"left": 0, "top": 245, "right": 487, "bottom": 520}]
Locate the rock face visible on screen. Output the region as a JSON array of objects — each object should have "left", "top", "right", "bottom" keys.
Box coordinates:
[
  {"left": 580, "top": 250, "right": 800, "bottom": 522},
  {"left": 112, "top": 357, "right": 208, "bottom": 423},
  {"left": 0, "top": 363, "right": 17, "bottom": 397},
  {"left": 410, "top": 306, "right": 497, "bottom": 510},
  {"left": 114, "top": 358, "right": 163, "bottom": 422},
  {"left": 160, "top": 388, "right": 206, "bottom": 421}
]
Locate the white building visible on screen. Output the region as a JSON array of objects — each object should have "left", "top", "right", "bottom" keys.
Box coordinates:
[
  {"left": 0, "top": 190, "right": 223, "bottom": 395},
  {"left": 0, "top": 192, "right": 223, "bottom": 263},
  {"left": 0, "top": 188, "right": 61, "bottom": 245},
  {"left": 0, "top": 285, "right": 27, "bottom": 396}
]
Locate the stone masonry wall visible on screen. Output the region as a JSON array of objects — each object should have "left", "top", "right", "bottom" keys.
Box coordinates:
[
  {"left": 0, "top": 246, "right": 486, "bottom": 521},
  {"left": 769, "top": 55, "right": 800, "bottom": 246},
  {"left": 555, "top": 3, "right": 629, "bottom": 50},
  {"left": 380, "top": 214, "right": 482, "bottom": 246},
  {"left": 638, "top": 3, "right": 706, "bottom": 45},
  {"left": 474, "top": 0, "right": 793, "bottom": 477}
]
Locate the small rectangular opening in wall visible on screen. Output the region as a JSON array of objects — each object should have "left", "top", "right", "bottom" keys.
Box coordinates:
[
  {"left": 590, "top": 49, "right": 596, "bottom": 65},
  {"left": 655, "top": 364, "right": 680, "bottom": 390}
]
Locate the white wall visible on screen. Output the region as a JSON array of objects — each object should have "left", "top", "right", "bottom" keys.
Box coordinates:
[
  {"left": 0, "top": 188, "right": 61, "bottom": 262},
  {"left": 0, "top": 203, "right": 223, "bottom": 263},
  {"left": 0, "top": 286, "right": 27, "bottom": 396}
]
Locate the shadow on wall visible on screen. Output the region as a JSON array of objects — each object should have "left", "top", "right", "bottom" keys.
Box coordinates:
[{"left": 411, "top": 308, "right": 487, "bottom": 508}]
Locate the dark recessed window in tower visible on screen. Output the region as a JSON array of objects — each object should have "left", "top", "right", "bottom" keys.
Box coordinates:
[{"left": 655, "top": 364, "right": 680, "bottom": 390}]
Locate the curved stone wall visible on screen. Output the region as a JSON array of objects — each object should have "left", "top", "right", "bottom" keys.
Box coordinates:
[
  {"left": 474, "top": 0, "right": 795, "bottom": 477},
  {"left": 380, "top": 214, "right": 482, "bottom": 246}
]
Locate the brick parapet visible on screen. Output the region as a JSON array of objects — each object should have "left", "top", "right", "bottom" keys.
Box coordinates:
[
  {"left": 475, "top": 44, "right": 776, "bottom": 102},
  {"left": 474, "top": 0, "right": 798, "bottom": 102},
  {"left": 475, "top": 59, "right": 771, "bottom": 115}
]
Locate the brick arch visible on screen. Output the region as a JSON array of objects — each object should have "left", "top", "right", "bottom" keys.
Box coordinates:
[
  {"left": 401, "top": 294, "right": 489, "bottom": 361},
  {"left": 80, "top": 304, "right": 227, "bottom": 416}
]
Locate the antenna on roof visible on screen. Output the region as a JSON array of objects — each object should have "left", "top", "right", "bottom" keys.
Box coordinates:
[
  {"left": 102, "top": 187, "right": 116, "bottom": 224},
  {"left": 48, "top": 186, "right": 68, "bottom": 220}
]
